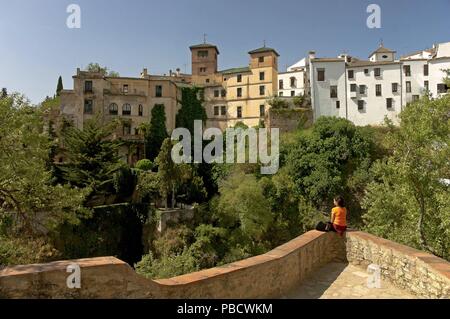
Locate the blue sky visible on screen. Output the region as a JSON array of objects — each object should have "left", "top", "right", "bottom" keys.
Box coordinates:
[{"left": 1, "top": 0, "right": 449, "bottom": 103}]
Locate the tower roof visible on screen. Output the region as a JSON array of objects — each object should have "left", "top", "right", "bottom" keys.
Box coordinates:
[
  {"left": 368, "top": 45, "right": 396, "bottom": 58},
  {"left": 189, "top": 43, "right": 220, "bottom": 54},
  {"left": 248, "top": 47, "right": 280, "bottom": 57}
]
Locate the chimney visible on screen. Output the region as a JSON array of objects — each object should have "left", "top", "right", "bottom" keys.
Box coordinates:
[
  {"left": 176, "top": 68, "right": 181, "bottom": 76},
  {"left": 140, "top": 68, "right": 148, "bottom": 78},
  {"left": 77, "top": 67, "right": 81, "bottom": 76},
  {"left": 169, "top": 69, "right": 173, "bottom": 76},
  {"left": 308, "top": 51, "right": 316, "bottom": 62}
]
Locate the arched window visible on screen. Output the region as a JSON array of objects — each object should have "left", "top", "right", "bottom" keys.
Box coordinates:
[
  {"left": 138, "top": 104, "right": 143, "bottom": 116},
  {"left": 122, "top": 103, "right": 131, "bottom": 115},
  {"left": 109, "top": 103, "right": 118, "bottom": 115}
]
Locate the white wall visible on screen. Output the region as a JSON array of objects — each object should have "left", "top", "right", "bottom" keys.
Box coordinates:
[
  {"left": 346, "top": 63, "right": 401, "bottom": 126},
  {"left": 278, "top": 70, "right": 305, "bottom": 97},
  {"left": 310, "top": 60, "right": 346, "bottom": 120},
  {"left": 428, "top": 58, "right": 450, "bottom": 98}
]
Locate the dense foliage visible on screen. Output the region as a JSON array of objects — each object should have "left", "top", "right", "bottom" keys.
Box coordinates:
[{"left": 145, "top": 104, "right": 168, "bottom": 160}]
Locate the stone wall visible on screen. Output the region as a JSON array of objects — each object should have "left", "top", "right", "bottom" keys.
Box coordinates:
[
  {"left": 0, "top": 230, "right": 449, "bottom": 299},
  {"left": 346, "top": 231, "right": 450, "bottom": 299},
  {"left": 265, "top": 107, "right": 313, "bottom": 133},
  {"left": 0, "top": 231, "right": 344, "bottom": 298}
]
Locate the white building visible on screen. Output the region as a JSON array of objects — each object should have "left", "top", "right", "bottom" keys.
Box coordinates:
[
  {"left": 277, "top": 58, "right": 305, "bottom": 97},
  {"left": 308, "top": 41, "right": 450, "bottom": 126}
]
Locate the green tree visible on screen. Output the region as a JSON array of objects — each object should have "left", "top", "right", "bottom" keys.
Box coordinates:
[
  {"left": 267, "top": 96, "right": 289, "bottom": 109},
  {"left": 85, "top": 63, "right": 119, "bottom": 77},
  {"left": 155, "top": 138, "right": 192, "bottom": 208},
  {"left": 214, "top": 170, "right": 273, "bottom": 251},
  {"left": 175, "top": 87, "right": 207, "bottom": 135},
  {"left": 286, "top": 116, "right": 376, "bottom": 225},
  {"left": 59, "top": 116, "right": 123, "bottom": 202},
  {"left": 0, "top": 94, "right": 88, "bottom": 235},
  {"left": 362, "top": 95, "right": 450, "bottom": 259},
  {"left": 56, "top": 76, "right": 63, "bottom": 96},
  {"left": 1, "top": 88, "right": 7, "bottom": 99},
  {"left": 146, "top": 104, "right": 168, "bottom": 160}
]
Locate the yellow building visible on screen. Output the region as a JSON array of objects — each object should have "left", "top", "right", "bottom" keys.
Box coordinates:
[{"left": 189, "top": 43, "right": 279, "bottom": 129}]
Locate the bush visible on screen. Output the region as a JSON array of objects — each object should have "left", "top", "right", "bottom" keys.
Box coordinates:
[{"left": 135, "top": 159, "right": 153, "bottom": 171}]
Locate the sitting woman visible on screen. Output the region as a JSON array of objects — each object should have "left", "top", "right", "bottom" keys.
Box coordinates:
[{"left": 328, "top": 196, "right": 347, "bottom": 236}]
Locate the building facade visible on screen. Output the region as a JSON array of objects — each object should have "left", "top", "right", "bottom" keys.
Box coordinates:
[
  {"left": 189, "top": 43, "right": 279, "bottom": 129},
  {"left": 308, "top": 41, "right": 450, "bottom": 126},
  {"left": 59, "top": 68, "right": 190, "bottom": 164},
  {"left": 277, "top": 58, "right": 306, "bottom": 98}
]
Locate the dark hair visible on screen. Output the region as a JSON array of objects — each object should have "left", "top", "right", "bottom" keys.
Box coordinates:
[{"left": 334, "top": 196, "right": 345, "bottom": 207}]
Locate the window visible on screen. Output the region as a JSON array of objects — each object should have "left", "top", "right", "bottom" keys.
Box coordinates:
[
  {"left": 260, "top": 105, "right": 265, "bottom": 117},
  {"left": 221, "top": 89, "right": 226, "bottom": 97},
  {"left": 84, "top": 99, "right": 93, "bottom": 114},
  {"left": 336, "top": 100, "right": 340, "bottom": 109},
  {"left": 359, "top": 85, "right": 366, "bottom": 94},
  {"left": 291, "top": 91, "right": 295, "bottom": 97},
  {"left": 330, "top": 86, "right": 338, "bottom": 98},
  {"left": 214, "top": 106, "right": 219, "bottom": 116},
  {"left": 350, "top": 84, "right": 357, "bottom": 92},
  {"left": 237, "top": 74, "right": 242, "bottom": 82},
  {"left": 382, "top": 55, "right": 388, "bottom": 59},
  {"left": 259, "top": 85, "right": 265, "bottom": 96},
  {"left": 220, "top": 105, "right": 226, "bottom": 115},
  {"left": 357, "top": 100, "right": 364, "bottom": 110},
  {"left": 258, "top": 56, "right": 264, "bottom": 63},
  {"left": 424, "top": 81, "right": 429, "bottom": 91},
  {"left": 376, "top": 84, "right": 382, "bottom": 96},
  {"left": 123, "top": 123, "right": 131, "bottom": 135},
  {"left": 412, "top": 95, "right": 420, "bottom": 102},
  {"left": 135, "top": 128, "right": 139, "bottom": 136},
  {"left": 237, "top": 87, "right": 242, "bottom": 97},
  {"left": 392, "top": 83, "right": 398, "bottom": 93},
  {"left": 84, "top": 81, "right": 93, "bottom": 93},
  {"left": 279, "top": 80, "right": 284, "bottom": 89},
  {"left": 279, "top": 92, "right": 284, "bottom": 97},
  {"left": 374, "top": 68, "right": 381, "bottom": 77},
  {"left": 317, "top": 69, "right": 325, "bottom": 81},
  {"left": 123, "top": 84, "right": 129, "bottom": 93},
  {"left": 237, "top": 106, "right": 242, "bottom": 118},
  {"left": 406, "top": 81, "right": 411, "bottom": 93},
  {"left": 424, "top": 64, "right": 429, "bottom": 76},
  {"left": 386, "top": 98, "right": 393, "bottom": 109},
  {"left": 437, "top": 83, "right": 448, "bottom": 93},
  {"left": 199, "top": 67, "right": 207, "bottom": 73},
  {"left": 214, "top": 90, "right": 219, "bottom": 98},
  {"left": 348, "top": 70, "right": 354, "bottom": 79},
  {"left": 122, "top": 103, "right": 131, "bottom": 115},
  {"left": 109, "top": 103, "right": 118, "bottom": 115},
  {"left": 290, "top": 77, "right": 296, "bottom": 87},
  {"left": 364, "top": 69, "right": 369, "bottom": 75},
  {"left": 198, "top": 50, "right": 208, "bottom": 58},
  {"left": 138, "top": 104, "right": 143, "bottom": 116},
  {"left": 259, "top": 72, "right": 265, "bottom": 81},
  {"left": 205, "top": 78, "right": 210, "bottom": 83},
  {"left": 404, "top": 65, "right": 411, "bottom": 77},
  {"left": 155, "top": 85, "right": 162, "bottom": 97}
]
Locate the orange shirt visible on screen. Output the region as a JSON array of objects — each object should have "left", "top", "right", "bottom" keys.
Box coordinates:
[{"left": 332, "top": 206, "right": 347, "bottom": 226}]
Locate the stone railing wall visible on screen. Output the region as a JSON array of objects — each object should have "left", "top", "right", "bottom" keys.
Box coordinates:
[
  {"left": 345, "top": 231, "right": 450, "bottom": 299},
  {"left": 0, "top": 230, "right": 449, "bottom": 298}
]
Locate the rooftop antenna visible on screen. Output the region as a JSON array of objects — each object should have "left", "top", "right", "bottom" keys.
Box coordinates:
[
  {"left": 203, "top": 33, "right": 207, "bottom": 44},
  {"left": 379, "top": 38, "right": 384, "bottom": 47},
  {"left": 263, "top": 39, "right": 266, "bottom": 48}
]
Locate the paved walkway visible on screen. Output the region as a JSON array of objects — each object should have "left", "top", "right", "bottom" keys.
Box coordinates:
[{"left": 284, "top": 262, "right": 416, "bottom": 299}]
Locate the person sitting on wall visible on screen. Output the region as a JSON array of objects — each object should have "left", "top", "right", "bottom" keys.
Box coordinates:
[{"left": 315, "top": 196, "right": 347, "bottom": 236}]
